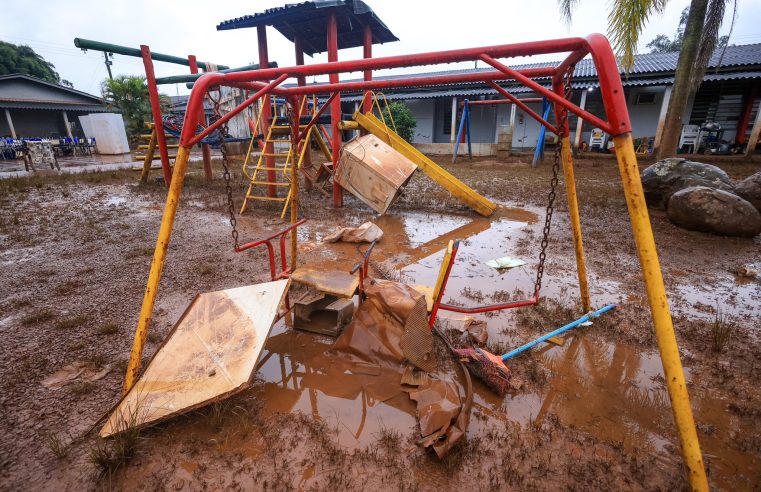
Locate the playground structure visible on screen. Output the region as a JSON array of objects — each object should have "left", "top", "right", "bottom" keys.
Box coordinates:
[
  {"left": 95, "top": 2, "right": 711, "bottom": 487},
  {"left": 451, "top": 96, "right": 548, "bottom": 164},
  {"left": 74, "top": 37, "right": 269, "bottom": 184}
]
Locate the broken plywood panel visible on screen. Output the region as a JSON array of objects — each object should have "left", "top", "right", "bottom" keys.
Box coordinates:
[
  {"left": 100, "top": 280, "right": 290, "bottom": 437},
  {"left": 290, "top": 267, "right": 359, "bottom": 298}
]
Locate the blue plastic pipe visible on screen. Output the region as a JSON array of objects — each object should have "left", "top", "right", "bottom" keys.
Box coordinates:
[
  {"left": 501, "top": 304, "right": 616, "bottom": 360},
  {"left": 452, "top": 99, "right": 470, "bottom": 163},
  {"left": 532, "top": 98, "right": 552, "bottom": 167}
]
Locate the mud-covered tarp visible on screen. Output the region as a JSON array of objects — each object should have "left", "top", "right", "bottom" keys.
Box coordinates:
[
  {"left": 328, "top": 278, "right": 472, "bottom": 457},
  {"left": 324, "top": 221, "right": 384, "bottom": 243}
]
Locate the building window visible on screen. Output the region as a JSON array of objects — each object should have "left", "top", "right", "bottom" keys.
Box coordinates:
[
  {"left": 635, "top": 92, "right": 657, "bottom": 105},
  {"left": 443, "top": 106, "right": 452, "bottom": 135}
]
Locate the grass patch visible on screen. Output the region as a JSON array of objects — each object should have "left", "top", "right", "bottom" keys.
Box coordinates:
[
  {"left": 711, "top": 306, "right": 734, "bottom": 353},
  {"left": 42, "top": 430, "right": 68, "bottom": 459},
  {"left": 374, "top": 423, "right": 402, "bottom": 453},
  {"left": 55, "top": 315, "right": 89, "bottom": 330},
  {"left": 89, "top": 401, "right": 145, "bottom": 478},
  {"left": 97, "top": 323, "right": 119, "bottom": 336},
  {"left": 21, "top": 309, "right": 55, "bottom": 326}
]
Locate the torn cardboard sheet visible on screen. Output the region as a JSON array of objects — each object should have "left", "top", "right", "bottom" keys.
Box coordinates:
[
  {"left": 443, "top": 317, "right": 489, "bottom": 345},
  {"left": 42, "top": 362, "right": 111, "bottom": 389},
  {"left": 330, "top": 278, "right": 470, "bottom": 456},
  {"left": 486, "top": 256, "right": 526, "bottom": 270},
  {"left": 324, "top": 221, "right": 383, "bottom": 243}
]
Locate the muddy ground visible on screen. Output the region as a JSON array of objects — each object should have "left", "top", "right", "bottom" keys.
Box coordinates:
[{"left": 0, "top": 152, "right": 759, "bottom": 491}]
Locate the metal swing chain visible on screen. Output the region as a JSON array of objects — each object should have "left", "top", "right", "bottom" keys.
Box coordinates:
[
  {"left": 533, "top": 66, "right": 574, "bottom": 297},
  {"left": 208, "top": 86, "right": 239, "bottom": 250},
  {"left": 221, "top": 155, "right": 239, "bottom": 250}
]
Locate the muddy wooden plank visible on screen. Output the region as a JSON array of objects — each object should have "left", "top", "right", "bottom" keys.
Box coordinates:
[{"left": 290, "top": 267, "right": 359, "bottom": 298}]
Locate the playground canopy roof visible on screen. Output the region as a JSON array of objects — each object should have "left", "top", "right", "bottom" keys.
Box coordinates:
[{"left": 216, "top": 0, "right": 398, "bottom": 56}]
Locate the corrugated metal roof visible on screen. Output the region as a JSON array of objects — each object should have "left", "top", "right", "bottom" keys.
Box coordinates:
[
  {"left": 0, "top": 74, "right": 105, "bottom": 104},
  {"left": 346, "top": 42, "right": 761, "bottom": 82},
  {"left": 216, "top": 0, "right": 398, "bottom": 56},
  {"left": 0, "top": 101, "right": 111, "bottom": 112},
  {"left": 338, "top": 71, "right": 761, "bottom": 102}
]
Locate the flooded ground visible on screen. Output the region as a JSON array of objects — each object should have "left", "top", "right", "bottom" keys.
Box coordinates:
[{"left": 0, "top": 154, "right": 759, "bottom": 490}]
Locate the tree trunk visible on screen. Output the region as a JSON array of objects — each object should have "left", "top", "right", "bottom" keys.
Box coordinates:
[{"left": 656, "top": 0, "right": 709, "bottom": 159}]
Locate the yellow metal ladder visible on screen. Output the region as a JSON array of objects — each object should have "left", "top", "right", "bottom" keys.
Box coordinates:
[{"left": 240, "top": 121, "right": 295, "bottom": 218}]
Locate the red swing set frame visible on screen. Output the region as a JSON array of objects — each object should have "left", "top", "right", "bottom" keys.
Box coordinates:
[{"left": 123, "top": 33, "right": 708, "bottom": 490}]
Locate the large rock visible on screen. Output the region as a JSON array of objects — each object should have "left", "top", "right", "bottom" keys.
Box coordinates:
[
  {"left": 667, "top": 186, "right": 761, "bottom": 237},
  {"left": 641, "top": 158, "right": 734, "bottom": 208},
  {"left": 735, "top": 171, "right": 761, "bottom": 213}
]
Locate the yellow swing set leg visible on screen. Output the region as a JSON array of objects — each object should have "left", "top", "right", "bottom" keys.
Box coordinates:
[
  {"left": 613, "top": 134, "right": 708, "bottom": 491},
  {"left": 123, "top": 146, "right": 190, "bottom": 394},
  {"left": 559, "top": 136, "right": 591, "bottom": 311}
]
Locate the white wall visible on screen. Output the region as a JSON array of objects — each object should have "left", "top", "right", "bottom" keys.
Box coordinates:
[
  {"left": 405, "top": 99, "right": 435, "bottom": 144},
  {"left": 627, "top": 87, "right": 666, "bottom": 138}
]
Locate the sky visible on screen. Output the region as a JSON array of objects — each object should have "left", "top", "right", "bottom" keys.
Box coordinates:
[{"left": 4, "top": 0, "right": 761, "bottom": 97}]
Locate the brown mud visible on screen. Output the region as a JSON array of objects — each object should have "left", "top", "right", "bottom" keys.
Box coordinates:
[{"left": 0, "top": 154, "right": 759, "bottom": 490}]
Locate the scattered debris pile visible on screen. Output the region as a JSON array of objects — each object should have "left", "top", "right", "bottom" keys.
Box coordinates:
[{"left": 329, "top": 278, "right": 471, "bottom": 456}]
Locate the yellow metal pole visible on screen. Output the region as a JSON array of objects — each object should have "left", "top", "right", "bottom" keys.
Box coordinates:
[
  {"left": 559, "top": 136, "right": 591, "bottom": 311},
  {"left": 140, "top": 126, "right": 157, "bottom": 183},
  {"left": 290, "top": 98, "right": 300, "bottom": 269},
  {"left": 612, "top": 134, "right": 708, "bottom": 491},
  {"left": 123, "top": 146, "right": 191, "bottom": 394}
]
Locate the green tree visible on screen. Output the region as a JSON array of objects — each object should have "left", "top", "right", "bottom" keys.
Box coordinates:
[
  {"left": 381, "top": 102, "right": 417, "bottom": 143},
  {"left": 646, "top": 7, "right": 729, "bottom": 53},
  {"left": 0, "top": 41, "right": 72, "bottom": 87},
  {"left": 101, "top": 75, "right": 170, "bottom": 141},
  {"left": 558, "top": 0, "right": 736, "bottom": 158}
]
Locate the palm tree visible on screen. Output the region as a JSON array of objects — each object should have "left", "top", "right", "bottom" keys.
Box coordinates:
[
  {"left": 101, "top": 76, "right": 171, "bottom": 143},
  {"left": 559, "top": 0, "right": 736, "bottom": 158}
]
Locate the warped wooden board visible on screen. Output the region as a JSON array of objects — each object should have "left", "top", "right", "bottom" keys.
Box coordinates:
[
  {"left": 100, "top": 280, "right": 290, "bottom": 437},
  {"left": 353, "top": 112, "right": 497, "bottom": 217},
  {"left": 290, "top": 267, "right": 359, "bottom": 298}
]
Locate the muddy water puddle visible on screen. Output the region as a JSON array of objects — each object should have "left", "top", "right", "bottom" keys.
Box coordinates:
[{"left": 238, "top": 204, "right": 759, "bottom": 488}]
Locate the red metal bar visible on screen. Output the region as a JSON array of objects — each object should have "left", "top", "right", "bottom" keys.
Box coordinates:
[
  {"left": 350, "top": 240, "right": 376, "bottom": 305},
  {"left": 297, "top": 92, "right": 337, "bottom": 142},
  {"left": 186, "top": 74, "right": 288, "bottom": 147},
  {"left": 140, "top": 45, "right": 172, "bottom": 186},
  {"left": 281, "top": 68, "right": 555, "bottom": 96},
  {"left": 294, "top": 37, "right": 312, "bottom": 190},
  {"left": 328, "top": 11, "right": 343, "bottom": 207},
  {"left": 220, "top": 37, "right": 586, "bottom": 83},
  {"left": 294, "top": 36, "right": 307, "bottom": 88},
  {"left": 467, "top": 97, "right": 543, "bottom": 105},
  {"left": 189, "top": 55, "right": 214, "bottom": 182},
  {"left": 438, "top": 296, "right": 539, "bottom": 314},
  {"left": 362, "top": 24, "right": 373, "bottom": 114},
  {"left": 224, "top": 80, "right": 288, "bottom": 94},
  {"left": 552, "top": 77, "right": 570, "bottom": 138},
  {"left": 487, "top": 82, "right": 558, "bottom": 134},
  {"left": 736, "top": 83, "right": 759, "bottom": 145},
  {"left": 480, "top": 54, "right": 614, "bottom": 135},
  {"left": 258, "top": 26, "right": 277, "bottom": 198},
  {"left": 582, "top": 34, "right": 630, "bottom": 134},
  {"left": 234, "top": 218, "right": 307, "bottom": 252}
]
